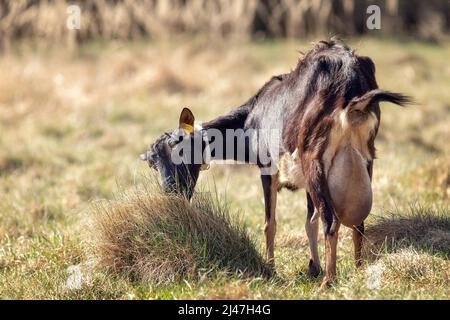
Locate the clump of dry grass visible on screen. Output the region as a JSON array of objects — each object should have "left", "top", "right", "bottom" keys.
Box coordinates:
[
  {"left": 85, "top": 181, "right": 269, "bottom": 285},
  {"left": 365, "top": 205, "right": 450, "bottom": 258},
  {"left": 354, "top": 247, "right": 450, "bottom": 295},
  {"left": 379, "top": 248, "right": 449, "bottom": 285}
]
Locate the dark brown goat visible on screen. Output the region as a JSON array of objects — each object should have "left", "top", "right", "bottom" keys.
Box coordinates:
[{"left": 141, "top": 39, "right": 411, "bottom": 288}]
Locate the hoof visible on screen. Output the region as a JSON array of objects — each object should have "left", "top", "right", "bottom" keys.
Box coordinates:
[
  {"left": 308, "top": 259, "right": 322, "bottom": 278},
  {"left": 355, "top": 259, "right": 364, "bottom": 269},
  {"left": 264, "top": 259, "right": 276, "bottom": 276},
  {"left": 320, "top": 277, "right": 334, "bottom": 290},
  {"left": 262, "top": 266, "right": 276, "bottom": 278}
]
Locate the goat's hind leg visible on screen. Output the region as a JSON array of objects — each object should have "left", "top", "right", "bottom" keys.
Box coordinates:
[
  {"left": 305, "top": 192, "right": 321, "bottom": 277},
  {"left": 322, "top": 219, "right": 340, "bottom": 289},
  {"left": 352, "top": 222, "right": 364, "bottom": 268}
]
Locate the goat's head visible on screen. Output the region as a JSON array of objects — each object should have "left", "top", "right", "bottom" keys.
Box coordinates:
[{"left": 140, "top": 108, "right": 206, "bottom": 199}]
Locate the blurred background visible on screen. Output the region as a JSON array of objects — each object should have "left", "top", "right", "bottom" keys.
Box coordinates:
[
  {"left": 0, "top": 0, "right": 449, "bottom": 299},
  {"left": 1, "top": 0, "right": 450, "bottom": 50}
]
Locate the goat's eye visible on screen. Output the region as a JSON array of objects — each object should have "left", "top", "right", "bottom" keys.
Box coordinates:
[{"left": 146, "top": 152, "right": 158, "bottom": 167}]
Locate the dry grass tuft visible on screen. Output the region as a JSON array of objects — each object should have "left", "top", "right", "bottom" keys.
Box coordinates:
[
  {"left": 85, "top": 181, "right": 269, "bottom": 285},
  {"left": 379, "top": 248, "right": 449, "bottom": 285},
  {"left": 365, "top": 205, "right": 450, "bottom": 258},
  {"left": 357, "top": 248, "right": 450, "bottom": 295}
]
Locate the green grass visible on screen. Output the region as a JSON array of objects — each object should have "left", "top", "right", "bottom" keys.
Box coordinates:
[{"left": 0, "top": 37, "right": 449, "bottom": 299}]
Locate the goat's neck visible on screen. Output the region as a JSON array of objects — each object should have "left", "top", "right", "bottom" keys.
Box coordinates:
[
  {"left": 201, "top": 105, "right": 251, "bottom": 161},
  {"left": 203, "top": 106, "right": 249, "bottom": 132}
]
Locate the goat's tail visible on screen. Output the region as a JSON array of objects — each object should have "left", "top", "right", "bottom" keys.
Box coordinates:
[{"left": 347, "top": 89, "right": 413, "bottom": 112}]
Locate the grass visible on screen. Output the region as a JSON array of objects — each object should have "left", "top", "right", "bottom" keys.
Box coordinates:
[
  {"left": 86, "top": 181, "right": 269, "bottom": 285},
  {"left": 364, "top": 205, "right": 450, "bottom": 258},
  {"left": 0, "top": 37, "right": 449, "bottom": 299}
]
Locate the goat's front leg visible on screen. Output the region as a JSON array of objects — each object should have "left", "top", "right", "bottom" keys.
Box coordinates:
[
  {"left": 261, "top": 172, "right": 278, "bottom": 268},
  {"left": 302, "top": 157, "right": 339, "bottom": 288}
]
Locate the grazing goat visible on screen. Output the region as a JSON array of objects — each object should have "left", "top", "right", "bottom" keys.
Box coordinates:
[{"left": 140, "top": 39, "right": 411, "bottom": 288}]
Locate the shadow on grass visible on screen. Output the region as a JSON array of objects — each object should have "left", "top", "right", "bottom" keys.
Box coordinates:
[{"left": 364, "top": 205, "right": 450, "bottom": 259}]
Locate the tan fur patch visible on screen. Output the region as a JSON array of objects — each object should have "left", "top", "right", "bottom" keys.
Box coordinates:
[
  {"left": 323, "top": 108, "right": 378, "bottom": 175},
  {"left": 278, "top": 149, "right": 306, "bottom": 189}
]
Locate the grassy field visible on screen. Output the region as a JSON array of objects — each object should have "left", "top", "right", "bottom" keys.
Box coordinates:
[{"left": 0, "top": 37, "right": 449, "bottom": 299}]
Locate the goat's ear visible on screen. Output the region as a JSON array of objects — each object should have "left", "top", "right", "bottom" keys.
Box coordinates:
[{"left": 179, "top": 107, "right": 195, "bottom": 134}]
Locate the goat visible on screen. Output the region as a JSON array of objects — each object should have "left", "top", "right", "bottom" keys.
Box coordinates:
[{"left": 140, "top": 39, "right": 411, "bottom": 288}]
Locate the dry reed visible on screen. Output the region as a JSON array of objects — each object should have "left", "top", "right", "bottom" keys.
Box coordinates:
[{"left": 1, "top": 0, "right": 449, "bottom": 51}]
